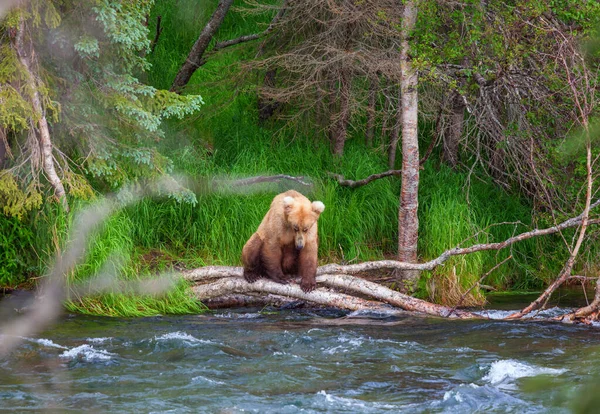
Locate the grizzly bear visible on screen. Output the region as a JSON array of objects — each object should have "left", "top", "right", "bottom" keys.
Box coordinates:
[{"left": 242, "top": 190, "right": 325, "bottom": 292}]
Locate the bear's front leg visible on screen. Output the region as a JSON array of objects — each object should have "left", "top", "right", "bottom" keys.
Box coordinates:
[
  {"left": 241, "top": 233, "right": 263, "bottom": 283},
  {"left": 298, "top": 246, "right": 318, "bottom": 293},
  {"left": 262, "top": 245, "right": 288, "bottom": 284}
]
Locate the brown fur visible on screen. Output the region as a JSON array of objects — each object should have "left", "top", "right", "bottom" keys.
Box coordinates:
[{"left": 242, "top": 190, "right": 325, "bottom": 292}]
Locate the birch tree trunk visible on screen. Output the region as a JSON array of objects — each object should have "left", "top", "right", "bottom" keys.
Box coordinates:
[
  {"left": 170, "top": 0, "right": 234, "bottom": 92},
  {"left": 12, "top": 13, "right": 68, "bottom": 211},
  {"left": 395, "top": 0, "right": 419, "bottom": 288},
  {"left": 388, "top": 86, "right": 402, "bottom": 168}
]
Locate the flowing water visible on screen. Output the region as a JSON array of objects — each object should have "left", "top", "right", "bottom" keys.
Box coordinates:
[{"left": 2, "top": 293, "right": 600, "bottom": 413}]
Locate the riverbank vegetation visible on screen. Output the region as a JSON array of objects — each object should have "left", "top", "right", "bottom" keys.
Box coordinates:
[{"left": 0, "top": 0, "right": 599, "bottom": 319}]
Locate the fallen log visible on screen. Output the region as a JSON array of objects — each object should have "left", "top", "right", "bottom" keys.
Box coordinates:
[
  {"left": 187, "top": 268, "right": 480, "bottom": 318},
  {"left": 202, "top": 293, "right": 299, "bottom": 309},
  {"left": 191, "top": 277, "right": 392, "bottom": 312}
]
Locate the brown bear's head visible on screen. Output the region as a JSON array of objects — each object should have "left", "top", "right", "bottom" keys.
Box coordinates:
[{"left": 283, "top": 196, "right": 325, "bottom": 250}]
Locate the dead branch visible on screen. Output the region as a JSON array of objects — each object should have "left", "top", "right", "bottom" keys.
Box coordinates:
[
  {"left": 317, "top": 274, "right": 477, "bottom": 318},
  {"left": 170, "top": 0, "right": 234, "bottom": 92},
  {"left": 506, "top": 23, "right": 596, "bottom": 320},
  {"left": 327, "top": 142, "right": 436, "bottom": 188},
  {"left": 214, "top": 174, "right": 312, "bottom": 188},
  {"left": 448, "top": 255, "right": 512, "bottom": 316},
  {"left": 327, "top": 170, "right": 401, "bottom": 188},
  {"left": 212, "top": 0, "right": 288, "bottom": 52},
  {"left": 555, "top": 276, "right": 600, "bottom": 323},
  {"left": 202, "top": 293, "right": 299, "bottom": 309}
]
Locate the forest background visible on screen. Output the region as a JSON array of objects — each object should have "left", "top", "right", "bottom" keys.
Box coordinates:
[{"left": 1, "top": 0, "right": 599, "bottom": 317}]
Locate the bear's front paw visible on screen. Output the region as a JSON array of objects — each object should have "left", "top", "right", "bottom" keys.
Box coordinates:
[
  {"left": 300, "top": 279, "right": 316, "bottom": 293},
  {"left": 270, "top": 273, "right": 289, "bottom": 284},
  {"left": 244, "top": 271, "right": 261, "bottom": 283}
]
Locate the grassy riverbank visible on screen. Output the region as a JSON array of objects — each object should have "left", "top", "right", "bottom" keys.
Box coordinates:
[{"left": 0, "top": 0, "right": 576, "bottom": 315}]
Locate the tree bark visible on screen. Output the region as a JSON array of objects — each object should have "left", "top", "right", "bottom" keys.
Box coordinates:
[
  {"left": 191, "top": 277, "right": 391, "bottom": 312},
  {"left": 0, "top": 127, "right": 7, "bottom": 169},
  {"left": 442, "top": 91, "right": 464, "bottom": 168},
  {"left": 366, "top": 76, "right": 377, "bottom": 147},
  {"left": 332, "top": 68, "right": 351, "bottom": 156},
  {"left": 395, "top": 0, "right": 419, "bottom": 288},
  {"left": 258, "top": 69, "right": 279, "bottom": 123},
  {"left": 12, "top": 13, "right": 68, "bottom": 211},
  {"left": 170, "top": 0, "right": 234, "bottom": 93},
  {"left": 388, "top": 86, "right": 402, "bottom": 168}
]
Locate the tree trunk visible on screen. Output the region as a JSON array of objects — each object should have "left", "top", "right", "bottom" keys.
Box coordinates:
[
  {"left": 332, "top": 68, "right": 351, "bottom": 156},
  {"left": 442, "top": 91, "right": 464, "bottom": 168},
  {"left": 388, "top": 86, "right": 402, "bottom": 168},
  {"left": 12, "top": 13, "right": 68, "bottom": 211},
  {"left": 0, "top": 127, "right": 6, "bottom": 169},
  {"left": 395, "top": 0, "right": 419, "bottom": 289},
  {"left": 366, "top": 76, "right": 377, "bottom": 147},
  {"left": 258, "top": 69, "right": 279, "bottom": 123},
  {"left": 170, "top": 0, "right": 234, "bottom": 93}
]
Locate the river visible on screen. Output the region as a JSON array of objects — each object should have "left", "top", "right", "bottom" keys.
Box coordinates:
[{"left": 1, "top": 292, "right": 600, "bottom": 413}]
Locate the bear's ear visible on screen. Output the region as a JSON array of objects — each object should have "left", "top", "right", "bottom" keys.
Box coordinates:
[
  {"left": 283, "top": 196, "right": 295, "bottom": 215},
  {"left": 312, "top": 201, "right": 325, "bottom": 215}
]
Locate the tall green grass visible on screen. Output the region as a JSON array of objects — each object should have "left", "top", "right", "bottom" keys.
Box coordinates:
[{"left": 417, "top": 165, "right": 556, "bottom": 305}]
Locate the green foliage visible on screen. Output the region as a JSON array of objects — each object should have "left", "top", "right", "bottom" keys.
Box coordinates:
[
  {"left": 0, "top": 215, "right": 35, "bottom": 287},
  {"left": 0, "top": 46, "right": 34, "bottom": 131},
  {"left": 0, "top": 172, "right": 42, "bottom": 219}
]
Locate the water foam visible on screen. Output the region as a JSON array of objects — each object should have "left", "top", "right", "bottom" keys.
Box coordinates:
[
  {"left": 321, "top": 334, "right": 365, "bottom": 354},
  {"left": 433, "top": 383, "right": 534, "bottom": 412},
  {"left": 482, "top": 359, "right": 566, "bottom": 387},
  {"left": 317, "top": 390, "right": 395, "bottom": 410},
  {"left": 479, "top": 307, "right": 573, "bottom": 320},
  {"left": 191, "top": 375, "right": 225, "bottom": 385},
  {"left": 214, "top": 312, "right": 262, "bottom": 319},
  {"left": 24, "top": 337, "right": 67, "bottom": 349},
  {"left": 86, "top": 337, "right": 112, "bottom": 344},
  {"left": 154, "top": 331, "right": 213, "bottom": 344},
  {"left": 60, "top": 344, "right": 115, "bottom": 362}
]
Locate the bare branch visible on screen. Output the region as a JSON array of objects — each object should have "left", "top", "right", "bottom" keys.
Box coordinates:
[
  {"left": 317, "top": 274, "right": 477, "bottom": 318},
  {"left": 212, "top": 0, "right": 288, "bottom": 52},
  {"left": 170, "top": 0, "right": 234, "bottom": 92},
  {"left": 327, "top": 170, "right": 401, "bottom": 188},
  {"left": 448, "top": 255, "right": 513, "bottom": 316},
  {"left": 216, "top": 174, "right": 312, "bottom": 188}
]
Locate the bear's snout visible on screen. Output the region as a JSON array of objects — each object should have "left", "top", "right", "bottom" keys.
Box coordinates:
[{"left": 295, "top": 240, "right": 304, "bottom": 250}]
